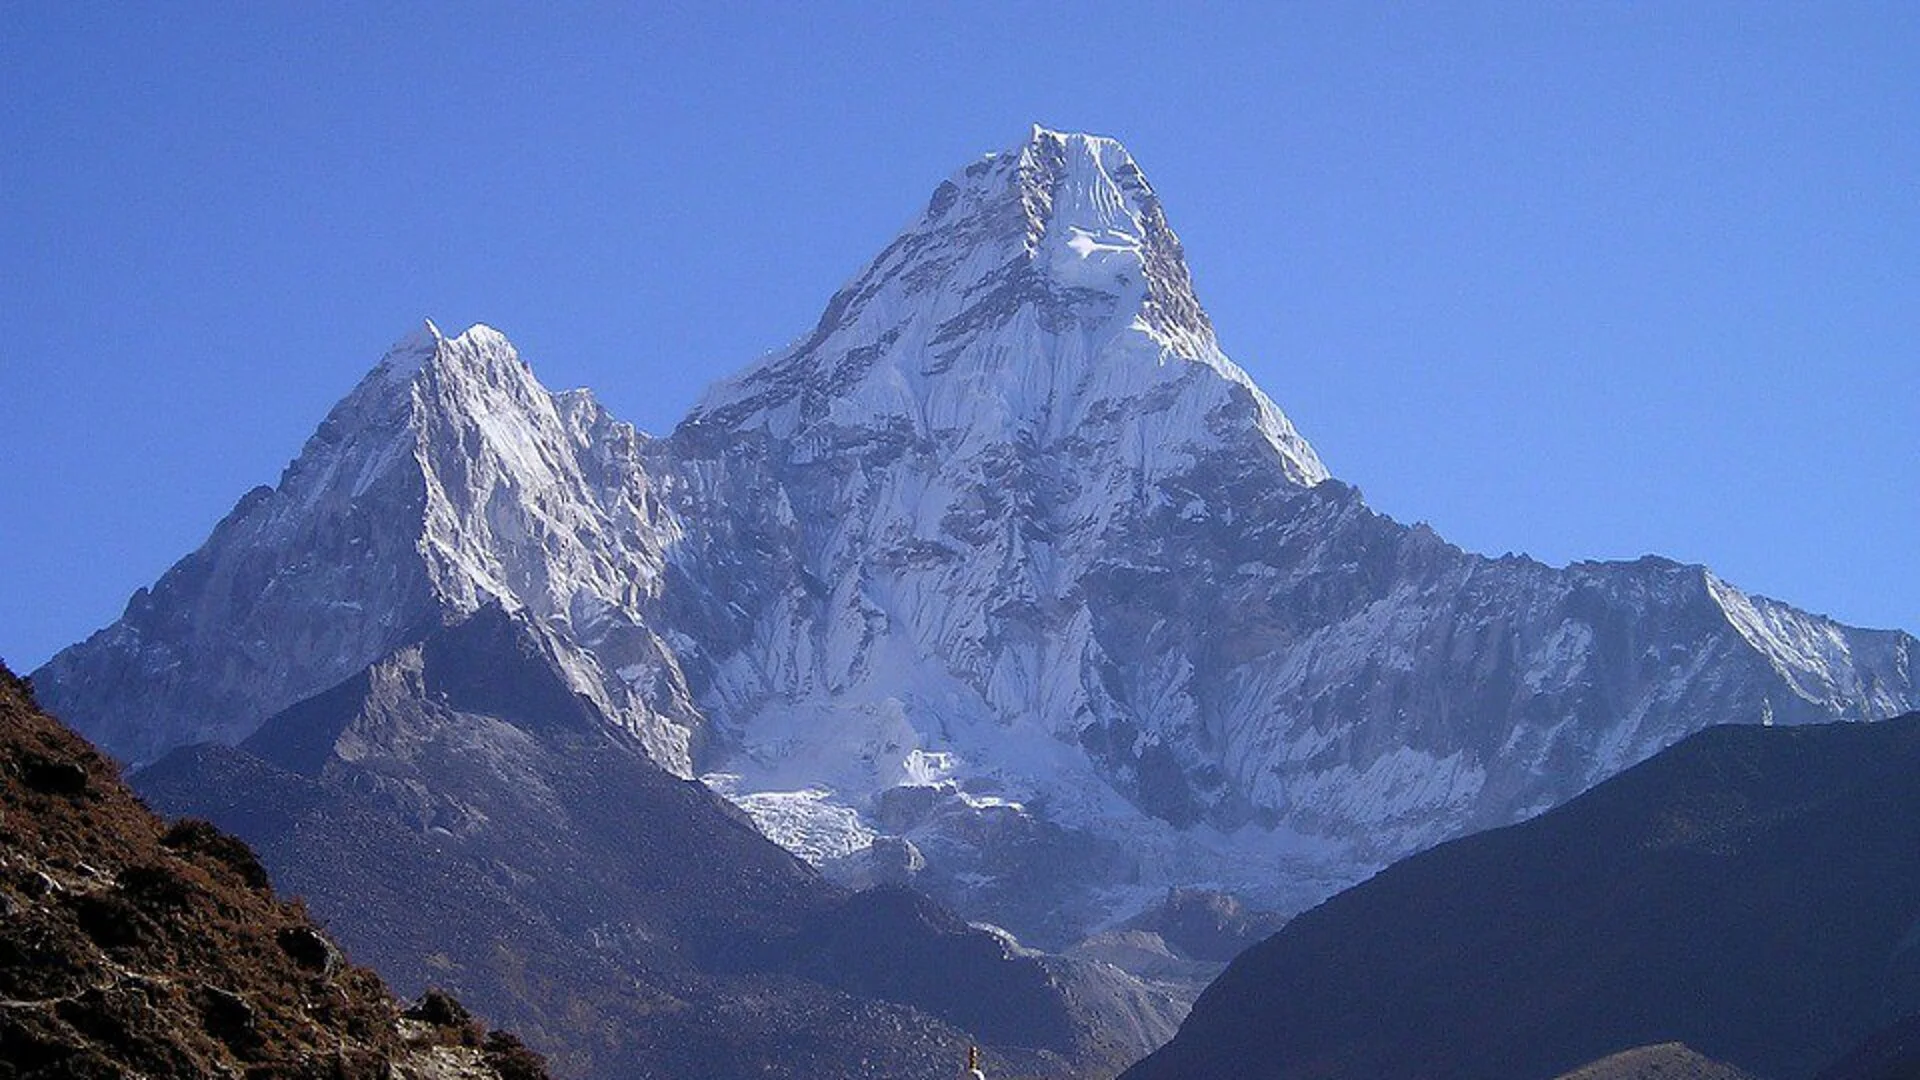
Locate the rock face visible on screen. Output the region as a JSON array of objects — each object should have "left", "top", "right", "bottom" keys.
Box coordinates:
[
  {"left": 32, "top": 127, "right": 1920, "bottom": 946},
  {"left": 1121, "top": 713, "right": 1920, "bottom": 1080},
  {"left": 34, "top": 323, "right": 697, "bottom": 773},
  {"left": 132, "top": 604, "right": 1182, "bottom": 1080},
  {"left": 0, "top": 662, "right": 550, "bottom": 1080}
]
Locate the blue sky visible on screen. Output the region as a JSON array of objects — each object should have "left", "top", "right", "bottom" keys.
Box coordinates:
[{"left": 3, "top": 3, "right": 1916, "bottom": 670}]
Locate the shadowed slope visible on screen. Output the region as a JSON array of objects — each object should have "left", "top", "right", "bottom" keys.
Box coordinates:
[
  {"left": 1123, "top": 713, "right": 1920, "bottom": 1080},
  {"left": 134, "top": 606, "right": 1181, "bottom": 1080},
  {"left": 0, "top": 662, "right": 548, "bottom": 1079}
]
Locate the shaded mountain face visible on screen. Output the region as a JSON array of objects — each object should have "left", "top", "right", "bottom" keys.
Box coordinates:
[
  {"left": 132, "top": 604, "right": 1181, "bottom": 1080},
  {"left": 1814, "top": 1013, "right": 1920, "bottom": 1080},
  {"left": 1120, "top": 889, "right": 1289, "bottom": 965},
  {"left": 31, "top": 126, "right": 1920, "bottom": 947},
  {"left": 0, "top": 663, "right": 549, "bottom": 1080},
  {"left": 1121, "top": 713, "right": 1920, "bottom": 1080}
]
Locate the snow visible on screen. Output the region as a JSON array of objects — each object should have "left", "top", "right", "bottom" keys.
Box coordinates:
[
  {"left": 689, "top": 127, "right": 1330, "bottom": 491},
  {"left": 1706, "top": 571, "right": 1902, "bottom": 716},
  {"left": 701, "top": 775, "right": 877, "bottom": 864},
  {"left": 37, "top": 127, "right": 1920, "bottom": 943},
  {"left": 377, "top": 318, "right": 443, "bottom": 382}
]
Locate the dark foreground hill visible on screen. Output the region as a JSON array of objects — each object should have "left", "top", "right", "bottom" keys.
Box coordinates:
[
  {"left": 1123, "top": 713, "right": 1920, "bottom": 1080},
  {"left": 0, "top": 662, "right": 547, "bottom": 1080},
  {"left": 1811, "top": 1011, "right": 1920, "bottom": 1080},
  {"left": 133, "top": 605, "right": 1179, "bottom": 1080}
]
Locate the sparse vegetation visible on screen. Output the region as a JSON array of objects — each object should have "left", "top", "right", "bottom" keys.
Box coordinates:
[
  {"left": 0, "top": 660, "right": 550, "bottom": 1080},
  {"left": 161, "top": 816, "right": 273, "bottom": 891}
]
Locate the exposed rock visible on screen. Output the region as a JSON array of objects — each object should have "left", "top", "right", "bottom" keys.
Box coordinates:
[
  {"left": 276, "top": 924, "right": 342, "bottom": 974},
  {"left": 1123, "top": 888, "right": 1288, "bottom": 964}
]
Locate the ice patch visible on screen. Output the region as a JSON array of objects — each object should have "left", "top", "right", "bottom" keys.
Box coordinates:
[{"left": 703, "top": 777, "right": 876, "bottom": 865}]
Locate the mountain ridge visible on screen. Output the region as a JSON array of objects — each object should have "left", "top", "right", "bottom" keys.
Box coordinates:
[
  {"left": 35, "top": 319, "right": 702, "bottom": 773},
  {"left": 33, "top": 126, "right": 1920, "bottom": 948}
]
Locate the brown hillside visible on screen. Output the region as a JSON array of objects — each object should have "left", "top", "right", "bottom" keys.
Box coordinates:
[{"left": 0, "top": 662, "right": 546, "bottom": 1079}]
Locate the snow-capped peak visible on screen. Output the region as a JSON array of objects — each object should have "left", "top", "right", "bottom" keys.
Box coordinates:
[
  {"left": 371, "top": 319, "right": 530, "bottom": 390},
  {"left": 32, "top": 316, "right": 700, "bottom": 770},
  {"left": 398, "top": 316, "right": 443, "bottom": 350},
  {"left": 1007, "top": 126, "right": 1212, "bottom": 349},
  {"left": 30, "top": 129, "right": 1920, "bottom": 958},
  {"left": 685, "top": 127, "right": 1329, "bottom": 487},
  {"left": 375, "top": 318, "right": 444, "bottom": 381}
]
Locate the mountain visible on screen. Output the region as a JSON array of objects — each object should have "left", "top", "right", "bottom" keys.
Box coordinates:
[
  {"left": 32, "top": 126, "right": 1920, "bottom": 950},
  {"left": 33, "top": 322, "right": 699, "bottom": 773},
  {"left": 1121, "top": 712, "right": 1920, "bottom": 1080},
  {"left": 0, "top": 662, "right": 549, "bottom": 1080},
  {"left": 131, "top": 603, "right": 1181, "bottom": 1080},
  {"left": 647, "top": 126, "right": 1920, "bottom": 939}
]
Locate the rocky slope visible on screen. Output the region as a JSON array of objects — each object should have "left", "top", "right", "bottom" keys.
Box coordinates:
[
  {"left": 0, "top": 662, "right": 549, "bottom": 1080},
  {"left": 132, "top": 604, "right": 1181, "bottom": 1080},
  {"left": 32, "top": 127, "right": 1920, "bottom": 949},
  {"left": 1122, "top": 712, "right": 1920, "bottom": 1080}
]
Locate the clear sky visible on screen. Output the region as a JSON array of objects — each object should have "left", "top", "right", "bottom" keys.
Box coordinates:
[{"left": 3, "top": 3, "right": 1915, "bottom": 672}]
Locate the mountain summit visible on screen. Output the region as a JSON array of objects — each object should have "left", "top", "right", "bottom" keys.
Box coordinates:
[
  {"left": 36, "top": 320, "right": 698, "bottom": 770},
  {"left": 34, "top": 128, "right": 1920, "bottom": 950},
  {"left": 686, "top": 126, "right": 1327, "bottom": 488}
]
